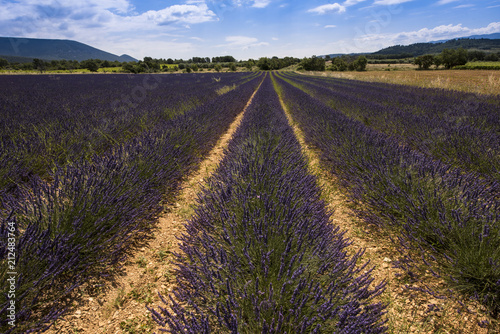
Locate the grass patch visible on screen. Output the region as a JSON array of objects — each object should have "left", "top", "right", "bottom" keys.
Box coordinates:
[
  {"left": 454, "top": 61, "right": 500, "bottom": 70},
  {"left": 216, "top": 83, "right": 237, "bottom": 95},
  {"left": 120, "top": 317, "right": 155, "bottom": 334}
]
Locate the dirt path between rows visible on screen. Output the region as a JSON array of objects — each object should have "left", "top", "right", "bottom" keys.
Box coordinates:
[{"left": 46, "top": 78, "right": 264, "bottom": 334}]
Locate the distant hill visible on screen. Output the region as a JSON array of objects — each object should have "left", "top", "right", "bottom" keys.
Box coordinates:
[
  {"left": 372, "top": 38, "right": 500, "bottom": 57},
  {"left": 323, "top": 53, "right": 364, "bottom": 59},
  {"left": 430, "top": 33, "right": 500, "bottom": 44},
  {"left": 0, "top": 37, "right": 137, "bottom": 62},
  {"left": 466, "top": 33, "right": 500, "bottom": 40},
  {"left": 321, "top": 33, "right": 500, "bottom": 59}
]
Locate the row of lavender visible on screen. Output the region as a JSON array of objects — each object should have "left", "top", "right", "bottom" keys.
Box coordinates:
[
  {"left": 150, "top": 74, "right": 386, "bottom": 333},
  {"left": 273, "top": 75, "right": 500, "bottom": 320},
  {"left": 0, "top": 73, "right": 257, "bottom": 197},
  {"left": 279, "top": 72, "right": 500, "bottom": 182},
  {"left": 280, "top": 71, "right": 500, "bottom": 133},
  {"left": 0, "top": 73, "right": 263, "bottom": 333}
]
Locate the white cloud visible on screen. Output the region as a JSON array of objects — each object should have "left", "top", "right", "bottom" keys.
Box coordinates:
[
  {"left": 325, "top": 25, "right": 337, "bottom": 28},
  {"left": 21, "top": 0, "right": 133, "bottom": 15},
  {"left": 373, "top": 0, "right": 413, "bottom": 5},
  {"left": 0, "top": 0, "right": 224, "bottom": 60},
  {"left": 252, "top": 0, "right": 271, "bottom": 8},
  {"left": 436, "top": 0, "right": 459, "bottom": 4},
  {"left": 143, "top": 4, "right": 217, "bottom": 25},
  {"left": 393, "top": 22, "right": 500, "bottom": 42},
  {"left": 221, "top": 0, "right": 271, "bottom": 8},
  {"left": 1, "top": 1, "right": 216, "bottom": 32},
  {"left": 218, "top": 35, "right": 269, "bottom": 49},
  {"left": 340, "top": 22, "right": 500, "bottom": 53},
  {"left": 113, "top": 38, "right": 197, "bottom": 59},
  {"left": 226, "top": 36, "right": 258, "bottom": 45},
  {"left": 308, "top": 3, "right": 346, "bottom": 14},
  {"left": 454, "top": 4, "right": 474, "bottom": 8},
  {"left": 343, "top": 0, "right": 368, "bottom": 6}
]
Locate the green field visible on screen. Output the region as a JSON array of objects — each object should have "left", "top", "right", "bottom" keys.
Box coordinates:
[{"left": 455, "top": 61, "right": 500, "bottom": 70}]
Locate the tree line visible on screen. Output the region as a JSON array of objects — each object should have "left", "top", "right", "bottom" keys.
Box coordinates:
[
  {"left": 0, "top": 58, "right": 127, "bottom": 72},
  {"left": 0, "top": 56, "right": 246, "bottom": 73},
  {"left": 6, "top": 50, "right": 491, "bottom": 73},
  {"left": 0, "top": 55, "right": 325, "bottom": 73},
  {"left": 413, "top": 48, "right": 500, "bottom": 70}
]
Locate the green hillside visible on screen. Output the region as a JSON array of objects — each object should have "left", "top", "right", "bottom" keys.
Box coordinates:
[
  {"left": 373, "top": 38, "right": 500, "bottom": 57},
  {"left": 0, "top": 37, "right": 137, "bottom": 62}
]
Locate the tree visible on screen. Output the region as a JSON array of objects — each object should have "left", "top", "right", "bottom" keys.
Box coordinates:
[
  {"left": 414, "top": 54, "right": 434, "bottom": 70},
  {"left": 245, "top": 59, "right": 255, "bottom": 71},
  {"left": 84, "top": 59, "right": 99, "bottom": 72},
  {"left": 485, "top": 53, "right": 499, "bottom": 61},
  {"left": 440, "top": 49, "right": 454, "bottom": 69},
  {"left": 212, "top": 55, "right": 236, "bottom": 63},
  {"left": 214, "top": 64, "right": 222, "bottom": 72},
  {"left": 0, "top": 58, "right": 8, "bottom": 69},
  {"left": 440, "top": 48, "right": 468, "bottom": 69},
  {"left": 257, "top": 57, "right": 271, "bottom": 70},
  {"left": 33, "top": 58, "right": 46, "bottom": 73},
  {"left": 229, "top": 63, "right": 237, "bottom": 71},
  {"left": 142, "top": 57, "right": 161, "bottom": 72},
  {"left": 455, "top": 48, "right": 468, "bottom": 66},
  {"left": 433, "top": 55, "right": 443, "bottom": 69},
  {"left": 467, "top": 50, "right": 485, "bottom": 62},
  {"left": 300, "top": 56, "right": 326, "bottom": 71},
  {"left": 337, "top": 57, "right": 349, "bottom": 71},
  {"left": 328, "top": 57, "right": 348, "bottom": 71},
  {"left": 122, "top": 62, "right": 138, "bottom": 73},
  {"left": 354, "top": 55, "right": 368, "bottom": 71}
]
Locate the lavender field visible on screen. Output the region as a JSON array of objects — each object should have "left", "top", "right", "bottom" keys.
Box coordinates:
[{"left": 1, "top": 72, "right": 499, "bottom": 333}]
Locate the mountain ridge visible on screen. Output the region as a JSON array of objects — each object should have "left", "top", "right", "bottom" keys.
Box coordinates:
[
  {"left": 429, "top": 33, "right": 500, "bottom": 44},
  {"left": 323, "top": 33, "right": 500, "bottom": 58},
  {"left": 0, "top": 37, "right": 137, "bottom": 62}
]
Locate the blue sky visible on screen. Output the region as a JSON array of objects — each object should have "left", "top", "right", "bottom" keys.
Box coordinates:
[{"left": 1, "top": 0, "right": 499, "bottom": 60}]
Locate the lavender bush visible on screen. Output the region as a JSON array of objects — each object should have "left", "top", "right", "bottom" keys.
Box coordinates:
[
  {"left": 150, "top": 74, "right": 386, "bottom": 333},
  {"left": 0, "top": 72, "right": 259, "bottom": 196},
  {"left": 0, "top": 73, "right": 263, "bottom": 333},
  {"left": 274, "top": 74, "right": 500, "bottom": 317},
  {"left": 279, "top": 72, "right": 500, "bottom": 182}
]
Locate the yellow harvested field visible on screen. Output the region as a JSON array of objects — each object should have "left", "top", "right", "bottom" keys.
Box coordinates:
[{"left": 303, "top": 68, "right": 500, "bottom": 96}]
